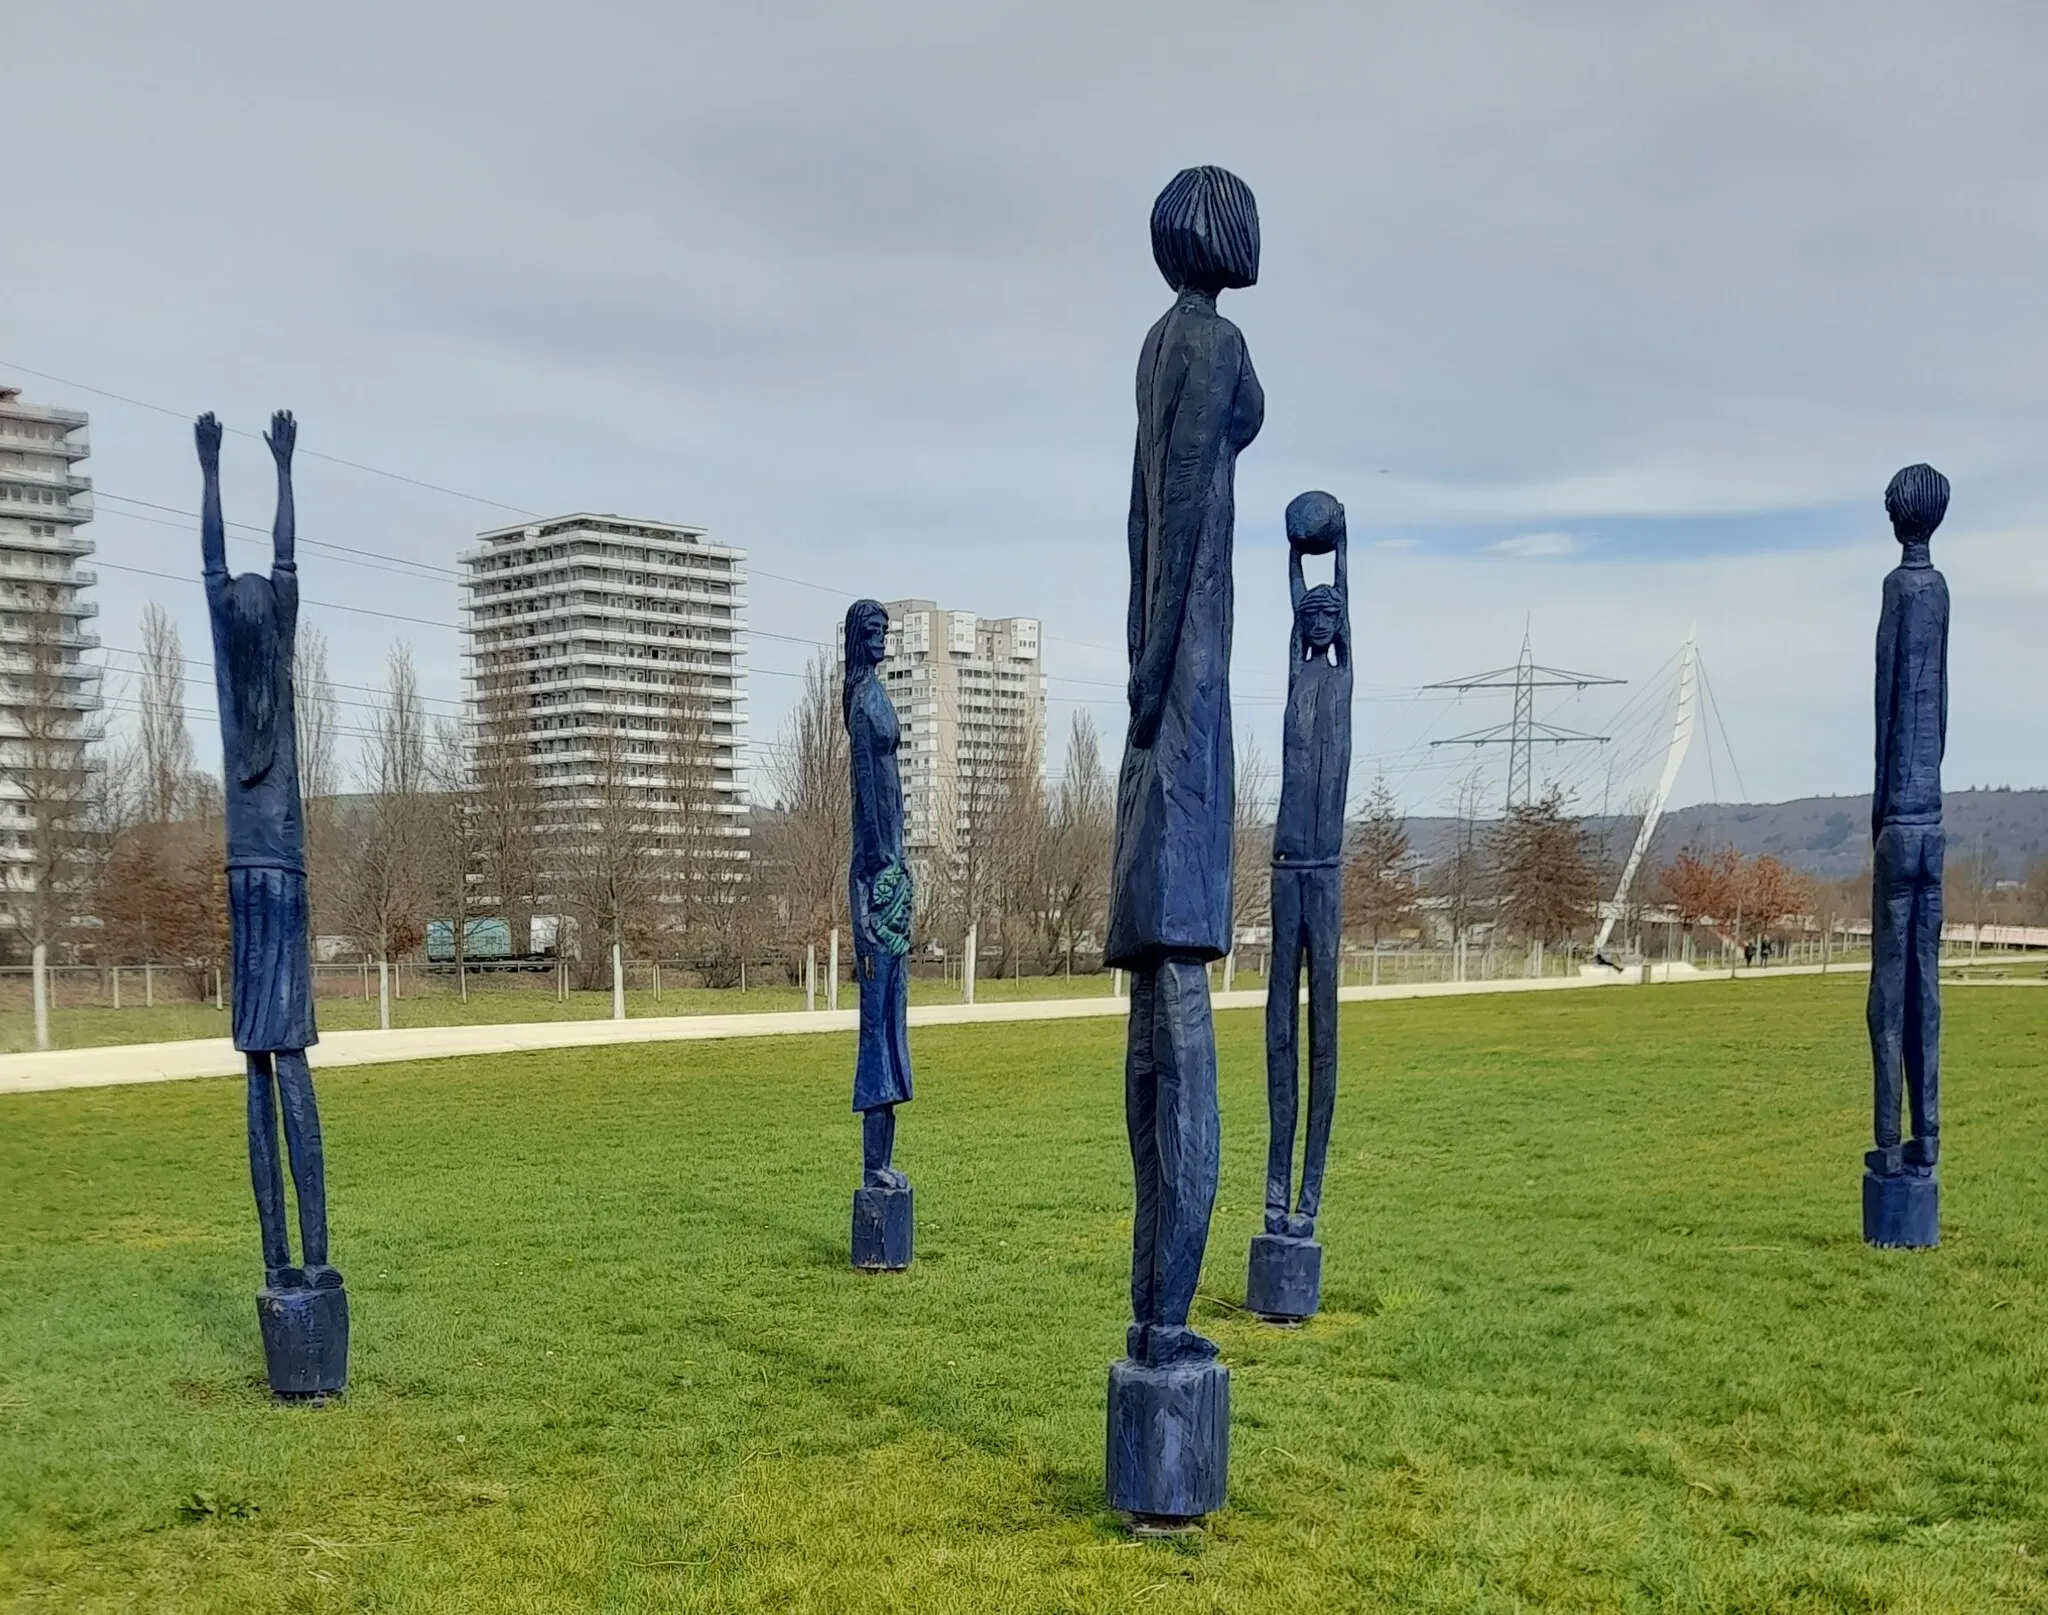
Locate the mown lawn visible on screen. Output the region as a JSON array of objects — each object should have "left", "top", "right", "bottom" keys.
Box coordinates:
[
  {"left": 0, "top": 971, "right": 1146, "bottom": 1055},
  {"left": 3, "top": 976, "right": 2047, "bottom": 1612}
]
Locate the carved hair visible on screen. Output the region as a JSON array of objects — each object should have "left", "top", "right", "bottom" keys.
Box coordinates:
[
  {"left": 1150, "top": 167, "right": 1260, "bottom": 294},
  {"left": 225, "top": 572, "right": 281, "bottom": 784},
  {"left": 1885, "top": 463, "right": 1950, "bottom": 542},
  {"left": 842, "top": 599, "right": 889, "bottom": 727}
]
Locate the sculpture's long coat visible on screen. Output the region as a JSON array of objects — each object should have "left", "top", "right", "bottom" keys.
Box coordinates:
[{"left": 1105, "top": 292, "right": 1263, "bottom": 968}]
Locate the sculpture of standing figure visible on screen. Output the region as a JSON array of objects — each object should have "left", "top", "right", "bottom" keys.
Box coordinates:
[
  {"left": 1246, "top": 492, "right": 1351, "bottom": 1323},
  {"left": 1103, "top": 166, "right": 1263, "bottom": 1530},
  {"left": 843, "top": 599, "right": 915, "bottom": 1270},
  {"left": 197, "top": 410, "right": 347, "bottom": 1398},
  {"left": 1864, "top": 462, "right": 1950, "bottom": 1249}
]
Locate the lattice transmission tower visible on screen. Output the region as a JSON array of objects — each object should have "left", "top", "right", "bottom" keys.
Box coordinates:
[{"left": 1426, "top": 628, "right": 1624, "bottom": 809}]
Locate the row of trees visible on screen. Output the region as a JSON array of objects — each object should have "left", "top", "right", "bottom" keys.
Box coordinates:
[{"left": 25, "top": 604, "right": 2043, "bottom": 981}]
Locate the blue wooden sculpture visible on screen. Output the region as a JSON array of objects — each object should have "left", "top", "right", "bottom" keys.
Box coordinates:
[
  {"left": 843, "top": 599, "right": 914, "bottom": 1270},
  {"left": 197, "top": 410, "right": 347, "bottom": 1398},
  {"left": 1247, "top": 492, "right": 1351, "bottom": 1323},
  {"left": 1864, "top": 463, "right": 1950, "bottom": 1249},
  {"left": 1103, "top": 166, "right": 1263, "bottom": 1529}
]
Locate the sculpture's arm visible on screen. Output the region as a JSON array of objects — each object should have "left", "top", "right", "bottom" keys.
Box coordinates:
[
  {"left": 1335, "top": 536, "right": 1351, "bottom": 667},
  {"left": 1125, "top": 435, "right": 1146, "bottom": 666},
  {"left": 848, "top": 699, "right": 885, "bottom": 953},
  {"left": 1288, "top": 544, "right": 1307, "bottom": 614},
  {"left": 1936, "top": 577, "right": 1950, "bottom": 766},
  {"left": 1128, "top": 329, "right": 1235, "bottom": 748},
  {"left": 1872, "top": 577, "right": 1902, "bottom": 842},
  {"left": 196, "top": 413, "right": 228, "bottom": 581},
  {"left": 265, "top": 412, "right": 300, "bottom": 653},
  {"left": 265, "top": 410, "right": 297, "bottom": 570}
]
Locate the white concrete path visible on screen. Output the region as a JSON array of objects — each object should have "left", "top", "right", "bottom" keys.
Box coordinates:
[{"left": 0, "top": 959, "right": 1872, "bottom": 1098}]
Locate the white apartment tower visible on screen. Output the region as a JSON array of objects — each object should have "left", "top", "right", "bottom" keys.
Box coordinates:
[
  {"left": 458, "top": 514, "right": 748, "bottom": 925},
  {"left": 863, "top": 600, "right": 1045, "bottom": 868},
  {"left": 0, "top": 387, "right": 101, "bottom": 915}
]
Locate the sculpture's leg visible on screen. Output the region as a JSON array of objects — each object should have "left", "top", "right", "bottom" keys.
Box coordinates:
[
  {"left": 1904, "top": 829, "right": 1943, "bottom": 1166},
  {"left": 1295, "top": 866, "right": 1341, "bottom": 1234},
  {"left": 274, "top": 1050, "right": 333, "bottom": 1277},
  {"left": 1262, "top": 872, "right": 1304, "bottom": 1234},
  {"left": 255, "top": 1049, "right": 350, "bottom": 1396},
  {"left": 1866, "top": 829, "right": 1910, "bottom": 1163},
  {"left": 1107, "top": 954, "right": 1228, "bottom": 1525},
  {"left": 1124, "top": 965, "right": 1161, "bottom": 1358},
  {"left": 1149, "top": 956, "right": 1219, "bottom": 1363},
  {"left": 862, "top": 1105, "right": 897, "bottom": 1177},
  {"left": 245, "top": 1052, "right": 293, "bottom": 1277}
]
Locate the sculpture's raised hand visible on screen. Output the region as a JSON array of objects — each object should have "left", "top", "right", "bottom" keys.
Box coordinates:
[
  {"left": 195, "top": 412, "right": 224, "bottom": 473},
  {"left": 265, "top": 410, "right": 297, "bottom": 468}
]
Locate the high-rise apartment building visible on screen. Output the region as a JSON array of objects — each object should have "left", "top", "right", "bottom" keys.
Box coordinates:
[
  {"left": 0, "top": 387, "right": 101, "bottom": 917},
  {"left": 856, "top": 599, "right": 1045, "bottom": 868},
  {"left": 458, "top": 513, "right": 748, "bottom": 929}
]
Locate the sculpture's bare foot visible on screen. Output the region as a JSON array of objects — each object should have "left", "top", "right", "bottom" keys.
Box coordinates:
[
  {"left": 1285, "top": 1212, "right": 1316, "bottom": 1240},
  {"left": 863, "top": 1166, "right": 909, "bottom": 1192},
  {"left": 1264, "top": 1206, "right": 1289, "bottom": 1236},
  {"left": 303, "top": 1263, "right": 345, "bottom": 1291},
  {"left": 266, "top": 1265, "right": 307, "bottom": 1291}
]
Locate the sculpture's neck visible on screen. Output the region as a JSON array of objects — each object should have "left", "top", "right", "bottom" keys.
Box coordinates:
[
  {"left": 1178, "top": 287, "right": 1218, "bottom": 312},
  {"left": 1899, "top": 540, "right": 1933, "bottom": 569}
]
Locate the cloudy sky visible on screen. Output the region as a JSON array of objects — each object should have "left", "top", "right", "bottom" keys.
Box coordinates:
[{"left": 6, "top": 0, "right": 2045, "bottom": 816}]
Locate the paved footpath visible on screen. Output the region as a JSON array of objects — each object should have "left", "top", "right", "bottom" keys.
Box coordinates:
[{"left": 0, "top": 960, "right": 1868, "bottom": 1098}]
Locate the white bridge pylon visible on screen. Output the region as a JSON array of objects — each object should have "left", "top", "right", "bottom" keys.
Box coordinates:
[{"left": 1592, "top": 626, "right": 1698, "bottom": 961}]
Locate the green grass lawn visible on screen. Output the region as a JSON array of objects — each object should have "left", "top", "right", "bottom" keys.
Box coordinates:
[
  {"left": 0, "top": 971, "right": 1151, "bottom": 1055},
  {"left": 4, "top": 977, "right": 2048, "bottom": 1612}
]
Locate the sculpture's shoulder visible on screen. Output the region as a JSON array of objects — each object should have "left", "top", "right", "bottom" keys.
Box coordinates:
[
  {"left": 855, "top": 677, "right": 898, "bottom": 744},
  {"left": 1888, "top": 563, "right": 1948, "bottom": 613}
]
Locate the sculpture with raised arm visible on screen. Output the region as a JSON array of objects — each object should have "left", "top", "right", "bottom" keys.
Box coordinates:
[
  {"left": 1103, "top": 165, "right": 1263, "bottom": 1531},
  {"left": 1247, "top": 491, "right": 1351, "bottom": 1323},
  {"left": 843, "top": 599, "right": 915, "bottom": 1270},
  {"left": 197, "top": 409, "right": 347, "bottom": 1398},
  {"left": 1863, "top": 462, "right": 1950, "bottom": 1248}
]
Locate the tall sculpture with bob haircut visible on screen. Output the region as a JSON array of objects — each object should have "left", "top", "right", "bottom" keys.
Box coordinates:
[
  {"left": 1106, "top": 163, "right": 1265, "bottom": 1533},
  {"left": 1150, "top": 165, "right": 1260, "bottom": 294}
]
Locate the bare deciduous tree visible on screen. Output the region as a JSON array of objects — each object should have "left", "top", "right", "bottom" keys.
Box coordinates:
[
  {"left": 138, "top": 602, "right": 195, "bottom": 824},
  {"left": 1430, "top": 766, "right": 1492, "bottom": 951},
  {"left": 1231, "top": 732, "right": 1271, "bottom": 952},
  {"left": 292, "top": 622, "right": 341, "bottom": 941},
  {"left": 551, "top": 704, "right": 669, "bottom": 987},
  {"left": 2, "top": 598, "right": 104, "bottom": 958},
  {"left": 337, "top": 643, "right": 432, "bottom": 967},
  {"left": 764, "top": 652, "right": 849, "bottom": 948},
  {"left": 1029, "top": 710, "right": 1113, "bottom": 972}
]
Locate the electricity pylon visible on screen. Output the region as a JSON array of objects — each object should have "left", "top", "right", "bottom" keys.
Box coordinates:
[{"left": 1427, "top": 627, "right": 1624, "bottom": 810}]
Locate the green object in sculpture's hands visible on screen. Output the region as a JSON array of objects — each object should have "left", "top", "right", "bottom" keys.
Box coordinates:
[{"left": 870, "top": 861, "right": 914, "bottom": 956}]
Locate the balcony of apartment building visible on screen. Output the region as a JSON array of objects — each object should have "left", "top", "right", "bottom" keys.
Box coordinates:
[
  {"left": 0, "top": 558, "right": 95, "bottom": 589},
  {"left": 0, "top": 414, "right": 88, "bottom": 454},
  {"left": 0, "top": 685, "right": 104, "bottom": 713},
  {"left": 0, "top": 620, "right": 103, "bottom": 653},
  {"left": 0, "top": 515, "right": 95, "bottom": 547}
]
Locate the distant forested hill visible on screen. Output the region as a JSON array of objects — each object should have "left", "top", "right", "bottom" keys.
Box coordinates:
[{"left": 1396, "top": 789, "right": 2048, "bottom": 882}]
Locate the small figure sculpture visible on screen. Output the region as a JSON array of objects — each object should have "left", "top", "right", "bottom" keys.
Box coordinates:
[
  {"left": 1247, "top": 492, "right": 1351, "bottom": 1323},
  {"left": 1103, "top": 165, "right": 1263, "bottom": 1530},
  {"left": 1864, "top": 463, "right": 1950, "bottom": 1248},
  {"left": 197, "top": 410, "right": 347, "bottom": 1398},
  {"left": 843, "top": 599, "right": 914, "bottom": 1270}
]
